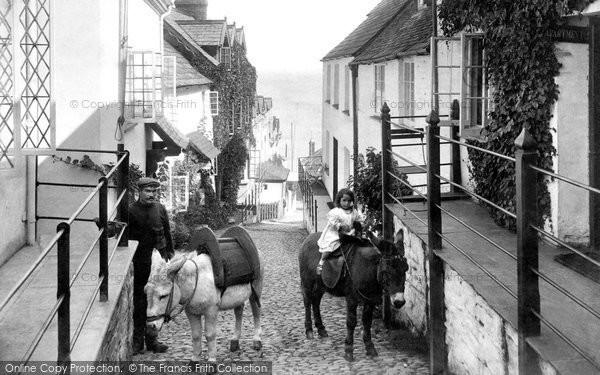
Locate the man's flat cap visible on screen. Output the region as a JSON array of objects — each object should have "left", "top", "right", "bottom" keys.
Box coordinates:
[{"left": 138, "top": 177, "right": 160, "bottom": 189}]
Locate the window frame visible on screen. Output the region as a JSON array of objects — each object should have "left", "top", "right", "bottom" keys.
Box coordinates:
[
  {"left": 333, "top": 63, "right": 340, "bottom": 108},
  {"left": 208, "top": 91, "right": 219, "bottom": 116},
  {"left": 374, "top": 63, "right": 385, "bottom": 113},
  {"left": 460, "top": 32, "right": 490, "bottom": 134},
  {"left": 401, "top": 60, "right": 415, "bottom": 120},
  {"left": 325, "top": 64, "right": 331, "bottom": 103}
]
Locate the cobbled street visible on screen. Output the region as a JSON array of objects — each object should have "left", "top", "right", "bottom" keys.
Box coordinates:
[{"left": 135, "top": 212, "right": 429, "bottom": 374}]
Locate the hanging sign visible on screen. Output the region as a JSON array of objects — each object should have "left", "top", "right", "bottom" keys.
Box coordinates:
[{"left": 549, "top": 25, "right": 589, "bottom": 44}]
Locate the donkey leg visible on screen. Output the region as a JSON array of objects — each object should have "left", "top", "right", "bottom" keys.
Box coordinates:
[
  {"left": 204, "top": 309, "right": 219, "bottom": 362},
  {"left": 230, "top": 304, "right": 244, "bottom": 352},
  {"left": 344, "top": 300, "right": 358, "bottom": 362},
  {"left": 249, "top": 295, "right": 262, "bottom": 350},
  {"left": 301, "top": 286, "right": 314, "bottom": 339},
  {"left": 362, "top": 303, "right": 378, "bottom": 357},
  {"left": 186, "top": 313, "right": 203, "bottom": 362},
  {"left": 311, "top": 289, "right": 328, "bottom": 338}
]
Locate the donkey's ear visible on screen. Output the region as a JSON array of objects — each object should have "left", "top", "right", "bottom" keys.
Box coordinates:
[
  {"left": 151, "top": 249, "right": 165, "bottom": 266},
  {"left": 166, "top": 255, "right": 187, "bottom": 279},
  {"left": 394, "top": 229, "right": 405, "bottom": 257}
]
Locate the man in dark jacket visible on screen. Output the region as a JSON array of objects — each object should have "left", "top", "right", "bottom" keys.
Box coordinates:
[{"left": 129, "top": 177, "right": 174, "bottom": 354}]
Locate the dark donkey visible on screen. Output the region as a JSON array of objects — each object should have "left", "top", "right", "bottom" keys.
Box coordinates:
[{"left": 298, "top": 229, "right": 408, "bottom": 361}]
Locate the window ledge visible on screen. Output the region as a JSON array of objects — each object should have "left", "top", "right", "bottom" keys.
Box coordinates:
[
  {"left": 325, "top": 100, "right": 331, "bottom": 104},
  {"left": 460, "top": 126, "right": 488, "bottom": 142},
  {"left": 342, "top": 110, "right": 350, "bottom": 116},
  {"left": 332, "top": 104, "right": 339, "bottom": 109}
]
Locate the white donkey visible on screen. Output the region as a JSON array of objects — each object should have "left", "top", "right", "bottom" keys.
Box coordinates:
[{"left": 145, "top": 249, "right": 264, "bottom": 361}]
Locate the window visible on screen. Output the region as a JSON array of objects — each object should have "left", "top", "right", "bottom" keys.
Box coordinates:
[
  {"left": 402, "top": 61, "right": 415, "bottom": 119},
  {"left": 1, "top": 0, "right": 54, "bottom": 168},
  {"left": 126, "top": 51, "right": 163, "bottom": 119},
  {"left": 249, "top": 149, "right": 260, "bottom": 179},
  {"left": 209, "top": 91, "right": 219, "bottom": 116},
  {"left": 461, "top": 33, "right": 489, "bottom": 130},
  {"left": 344, "top": 146, "right": 350, "bottom": 181},
  {"left": 325, "top": 64, "right": 331, "bottom": 103},
  {"left": 344, "top": 65, "right": 350, "bottom": 112},
  {"left": 220, "top": 47, "right": 232, "bottom": 69},
  {"left": 325, "top": 130, "right": 330, "bottom": 176},
  {"left": 374, "top": 64, "right": 385, "bottom": 113},
  {"left": 333, "top": 64, "right": 339, "bottom": 107},
  {"left": 162, "top": 56, "right": 176, "bottom": 124}
]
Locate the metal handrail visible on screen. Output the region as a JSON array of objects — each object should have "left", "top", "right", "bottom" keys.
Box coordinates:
[
  {"left": 435, "top": 173, "right": 517, "bottom": 219},
  {"left": 435, "top": 230, "right": 517, "bottom": 300},
  {"left": 530, "top": 165, "right": 600, "bottom": 195},
  {"left": 387, "top": 193, "right": 428, "bottom": 226},
  {"left": 531, "top": 225, "right": 600, "bottom": 268},
  {"left": 0, "top": 229, "right": 65, "bottom": 315},
  {"left": 388, "top": 120, "right": 427, "bottom": 135},
  {"left": 69, "top": 228, "right": 104, "bottom": 289},
  {"left": 65, "top": 181, "right": 104, "bottom": 226},
  {"left": 104, "top": 152, "right": 128, "bottom": 180},
  {"left": 390, "top": 150, "right": 427, "bottom": 172},
  {"left": 530, "top": 309, "right": 600, "bottom": 371},
  {"left": 434, "top": 203, "right": 516, "bottom": 261},
  {"left": 56, "top": 148, "right": 124, "bottom": 155},
  {"left": 530, "top": 267, "right": 600, "bottom": 321},
  {"left": 435, "top": 133, "right": 516, "bottom": 163},
  {"left": 70, "top": 276, "right": 104, "bottom": 352},
  {"left": 109, "top": 188, "right": 128, "bottom": 220},
  {"left": 21, "top": 295, "right": 65, "bottom": 363},
  {"left": 388, "top": 171, "right": 427, "bottom": 200}
]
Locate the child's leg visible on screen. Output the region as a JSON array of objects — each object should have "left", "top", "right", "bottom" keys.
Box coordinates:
[{"left": 317, "top": 251, "right": 331, "bottom": 274}]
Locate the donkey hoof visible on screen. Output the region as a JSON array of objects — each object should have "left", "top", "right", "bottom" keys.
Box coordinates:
[
  {"left": 366, "top": 346, "right": 378, "bottom": 357},
  {"left": 306, "top": 330, "right": 314, "bottom": 339},
  {"left": 317, "top": 328, "right": 328, "bottom": 338},
  {"left": 230, "top": 340, "right": 240, "bottom": 352},
  {"left": 344, "top": 351, "right": 354, "bottom": 362},
  {"left": 253, "top": 340, "right": 262, "bottom": 350}
]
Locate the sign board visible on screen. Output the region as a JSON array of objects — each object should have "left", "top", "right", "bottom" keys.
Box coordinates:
[{"left": 550, "top": 25, "right": 589, "bottom": 44}]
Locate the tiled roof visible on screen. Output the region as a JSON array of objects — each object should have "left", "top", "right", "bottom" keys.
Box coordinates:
[
  {"left": 322, "top": 0, "right": 412, "bottom": 61},
  {"left": 164, "top": 42, "right": 212, "bottom": 87},
  {"left": 164, "top": 10, "right": 219, "bottom": 66},
  {"left": 353, "top": 2, "right": 431, "bottom": 64},
  {"left": 187, "top": 131, "right": 220, "bottom": 159},
  {"left": 236, "top": 27, "right": 246, "bottom": 49},
  {"left": 176, "top": 19, "right": 227, "bottom": 46},
  {"left": 258, "top": 160, "right": 290, "bottom": 182}
]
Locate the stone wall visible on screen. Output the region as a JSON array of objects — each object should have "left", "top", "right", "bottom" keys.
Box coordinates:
[
  {"left": 392, "top": 216, "right": 556, "bottom": 375},
  {"left": 96, "top": 263, "right": 134, "bottom": 361}
]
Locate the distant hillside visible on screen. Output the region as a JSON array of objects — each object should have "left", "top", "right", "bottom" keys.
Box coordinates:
[{"left": 257, "top": 70, "right": 322, "bottom": 175}]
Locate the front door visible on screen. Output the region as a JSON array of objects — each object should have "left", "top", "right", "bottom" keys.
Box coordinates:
[{"left": 333, "top": 137, "right": 338, "bottom": 198}]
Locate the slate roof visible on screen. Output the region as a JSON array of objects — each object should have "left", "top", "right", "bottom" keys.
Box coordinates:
[
  {"left": 151, "top": 117, "right": 190, "bottom": 150},
  {"left": 322, "top": 0, "right": 412, "bottom": 61},
  {"left": 176, "top": 19, "right": 227, "bottom": 46},
  {"left": 163, "top": 42, "right": 212, "bottom": 87},
  {"left": 164, "top": 10, "right": 219, "bottom": 66},
  {"left": 353, "top": 2, "right": 431, "bottom": 64},
  {"left": 236, "top": 27, "right": 246, "bottom": 49}
]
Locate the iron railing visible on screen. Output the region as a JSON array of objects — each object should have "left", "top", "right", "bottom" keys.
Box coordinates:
[
  {"left": 0, "top": 149, "right": 130, "bottom": 365},
  {"left": 380, "top": 103, "right": 600, "bottom": 374},
  {"left": 298, "top": 159, "right": 319, "bottom": 233}
]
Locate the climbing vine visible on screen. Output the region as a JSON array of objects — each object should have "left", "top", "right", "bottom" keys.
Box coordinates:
[
  {"left": 192, "top": 43, "right": 257, "bottom": 207},
  {"left": 438, "top": 0, "right": 591, "bottom": 229}
]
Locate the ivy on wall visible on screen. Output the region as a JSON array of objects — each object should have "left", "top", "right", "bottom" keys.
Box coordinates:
[
  {"left": 192, "top": 43, "right": 257, "bottom": 207},
  {"left": 438, "top": 0, "right": 592, "bottom": 229}
]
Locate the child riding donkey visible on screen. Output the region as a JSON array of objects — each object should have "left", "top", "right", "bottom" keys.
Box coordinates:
[{"left": 316, "top": 188, "right": 365, "bottom": 275}]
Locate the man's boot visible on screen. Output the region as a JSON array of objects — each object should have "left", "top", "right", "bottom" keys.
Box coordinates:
[
  {"left": 132, "top": 327, "right": 145, "bottom": 355},
  {"left": 145, "top": 328, "right": 168, "bottom": 353}
]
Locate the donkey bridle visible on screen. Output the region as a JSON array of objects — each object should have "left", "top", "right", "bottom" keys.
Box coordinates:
[{"left": 146, "top": 259, "right": 199, "bottom": 324}]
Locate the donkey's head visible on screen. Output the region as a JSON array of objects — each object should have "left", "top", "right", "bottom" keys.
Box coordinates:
[
  {"left": 369, "top": 229, "right": 409, "bottom": 309},
  {"left": 144, "top": 250, "right": 187, "bottom": 331}
]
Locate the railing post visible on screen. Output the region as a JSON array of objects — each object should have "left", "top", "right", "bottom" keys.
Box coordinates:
[
  {"left": 515, "top": 128, "right": 541, "bottom": 374},
  {"left": 99, "top": 177, "right": 109, "bottom": 302},
  {"left": 117, "top": 149, "right": 129, "bottom": 246},
  {"left": 380, "top": 103, "right": 393, "bottom": 324},
  {"left": 314, "top": 199, "right": 318, "bottom": 232},
  {"left": 57, "top": 222, "right": 71, "bottom": 364},
  {"left": 427, "top": 110, "right": 446, "bottom": 374}
]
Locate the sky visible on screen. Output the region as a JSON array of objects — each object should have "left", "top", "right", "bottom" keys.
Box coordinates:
[{"left": 208, "top": 0, "right": 382, "bottom": 74}]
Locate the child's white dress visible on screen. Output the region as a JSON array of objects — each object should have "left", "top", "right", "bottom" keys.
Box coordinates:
[{"left": 317, "top": 207, "right": 365, "bottom": 253}]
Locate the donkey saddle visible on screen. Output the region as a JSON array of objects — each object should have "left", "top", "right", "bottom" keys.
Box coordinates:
[{"left": 321, "top": 234, "right": 371, "bottom": 289}]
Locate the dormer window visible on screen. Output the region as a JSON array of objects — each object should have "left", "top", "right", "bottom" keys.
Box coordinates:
[{"left": 220, "top": 47, "right": 232, "bottom": 70}]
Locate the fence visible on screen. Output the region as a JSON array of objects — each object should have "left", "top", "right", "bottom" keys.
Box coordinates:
[
  {"left": 0, "top": 148, "right": 130, "bottom": 365},
  {"left": 380, "top": 103, "right": 600, "bottom": 374},
  {"left": 257, "top": 202, "right": 279, "bottom": 222},
  {"left": 298, "top": 158, "right": 319, "bottom": 232}
]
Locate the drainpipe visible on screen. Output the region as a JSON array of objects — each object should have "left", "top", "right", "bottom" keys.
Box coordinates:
[
  {"left": 117, "top": 0, "right": 129, "bottom": 148},
  {"left": 351, "top": 64, "right": 359, "bottom": 191}
]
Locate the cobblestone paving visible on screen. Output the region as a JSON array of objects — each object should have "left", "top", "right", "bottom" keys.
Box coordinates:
[{"left": 135, "top": 217, "right": 430, "bottom": 374}]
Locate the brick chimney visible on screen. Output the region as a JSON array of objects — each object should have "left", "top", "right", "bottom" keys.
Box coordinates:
[{"left": 175, "top": 0, "right": 208, "bottom": 20}]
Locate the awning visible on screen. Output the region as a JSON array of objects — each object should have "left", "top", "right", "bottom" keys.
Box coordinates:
[
  {"left": 149, "top": 116, "right": 190, "bottom": 151},
  {"left": 187, "top": 130, "right": 220, "bottom": 159}
]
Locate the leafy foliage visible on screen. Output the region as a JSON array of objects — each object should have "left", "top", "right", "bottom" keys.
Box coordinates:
[
  {"left": 347, "top": 147, "right": 413, "bottom": 230},
  {"left": 437, "top": 0, "right": 590, "bottom": 229}
]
